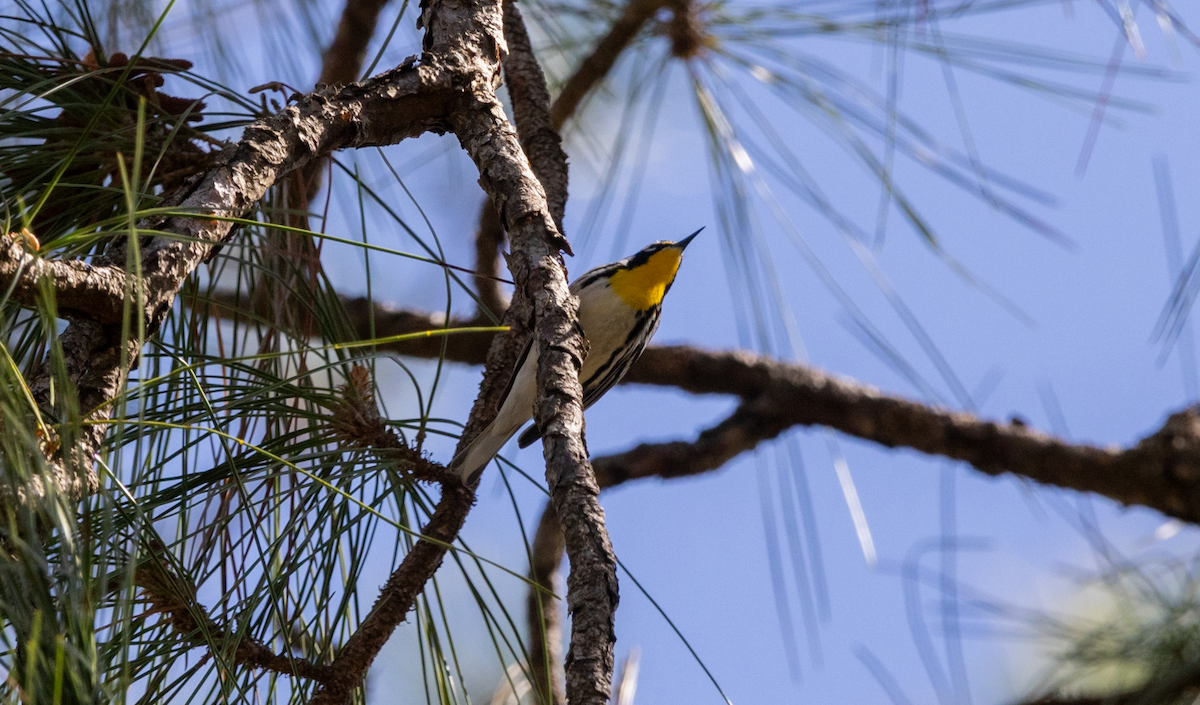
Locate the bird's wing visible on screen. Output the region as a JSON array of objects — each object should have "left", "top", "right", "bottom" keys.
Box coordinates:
[
  {"left": 581, "top": 308, "right": 660, "bottom": 409},
  {"left": 498, "top": 335, "right": 534, "bottom": 414}
]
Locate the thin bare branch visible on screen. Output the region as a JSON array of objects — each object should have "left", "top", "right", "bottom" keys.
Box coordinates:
[
  {"left": 471, "top": 0, "right": 570, "bottom": 318},
  {"left": 136, "top": 567, "right": 334, "bottom": 682},
  {"left": 591, "top": 395, "right": 782, "bottom": 488},
  {"left": 548, "top": 0, "right": 665, "bottom": 131}
]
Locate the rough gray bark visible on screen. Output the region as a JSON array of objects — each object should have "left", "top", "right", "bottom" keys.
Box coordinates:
[
  {"left": 0, "top": 233, "right": 129, "bottom": 323},
  {"left": 502, "top": 0, "right": 569, "bottom": 230},
  {"left": 446, "top": 52, "right": 617, "bottom": 705}
]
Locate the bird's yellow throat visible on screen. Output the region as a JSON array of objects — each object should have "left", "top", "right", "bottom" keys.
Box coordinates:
[{"left": 608, "top": 248, "right": 683, "bottom": 311}]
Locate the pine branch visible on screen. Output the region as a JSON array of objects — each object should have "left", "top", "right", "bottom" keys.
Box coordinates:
[
  {"left": 207, "top": 297, "right": 1200, "bottom": 526},
  {"left": 0, "top": 231, "right": 129, "bottom": 324},
  {"left": 503, "top": 0, "right": 569, "bottom": 230},
  {"left": 548, "top": 0, "right": 666, "bottom": 131},
  {"left": 444, "top": 17, "right": 617, "bottom": 701},
  {"left": 136, "top": 567, "right": 335, "bottom": 682},
  {"left": 471, "top": 0, "right": 659, "bottom": 317},
  {"left": 19, "top": 61, "right": 454, "bottom": 505}
]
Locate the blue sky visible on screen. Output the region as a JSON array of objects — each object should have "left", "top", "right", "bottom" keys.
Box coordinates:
[{"left": 156, "top": 0, "right": 1200, "bottom": 701}]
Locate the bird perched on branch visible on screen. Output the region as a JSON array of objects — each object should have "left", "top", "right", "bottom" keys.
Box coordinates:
[{"left": 453, "top": 229, "right": 701, "bottom": 485}]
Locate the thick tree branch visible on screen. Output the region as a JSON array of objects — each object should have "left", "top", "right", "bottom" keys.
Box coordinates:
[
  {"left": 0, "top": 232, "right": 129, "bottom": 324},
  {"left": 497, "top": 9, "right": 571, "bottom": 701},
  {"left": 471, "top": 0, "right": 569, "bottom": 317},
  {"left": 1020, "top": 665, "right": 1200, "bottom": 705},
  {"left": 448, "top": 59, "right": 617, "bottom": 705},
  {"left": 305, "top": 0, "right": 607, "bottom": 701}
]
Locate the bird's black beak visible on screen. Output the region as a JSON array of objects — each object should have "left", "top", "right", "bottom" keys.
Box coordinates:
[{"left": 677, "top": 227, "right": 703, "bottom": 249}]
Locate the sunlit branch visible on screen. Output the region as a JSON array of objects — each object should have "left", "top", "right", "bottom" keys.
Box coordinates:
[
  {"left": 470, "top": 0, "right": 663, "bottom": 316},
  {"left": 503, "top": 0, "right": 569, "bottom": 229},
  {"left": 445, "top": 23, "right": 617, "bottom": 704},
  {"left": 471, "top": 0, "right": 570, "bottom": 318}
]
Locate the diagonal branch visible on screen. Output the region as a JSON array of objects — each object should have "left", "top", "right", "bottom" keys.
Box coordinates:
[
  {"left": 548, "top": 0, "right": 666, "bottom": 131},
  {"left": 136, "top": 567, "right": 334, "bottom": 682},
  {"left": 448, "top": 57, "right": 617, "bottom": 705},
  {"left": 472, "top": 0, "right": 570, "bottom": 317},
  {"left": 25, "top": 61, "right": 455, "bottom": 501},
  {"left": 503, "top": 0, "right": 569, "bottom": 229}
]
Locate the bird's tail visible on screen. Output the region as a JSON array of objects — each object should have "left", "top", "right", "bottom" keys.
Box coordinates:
[{"left": 450, "top": 420, "right": 520, "bottom": 486}]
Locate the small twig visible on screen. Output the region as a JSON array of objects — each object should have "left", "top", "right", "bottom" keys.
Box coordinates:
[{"left": 136, "top": 567, "right": 334, "bottom": 682}]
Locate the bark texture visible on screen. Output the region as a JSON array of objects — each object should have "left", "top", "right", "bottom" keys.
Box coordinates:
[
  {"left": 447, "top": 52, "right": 617, "bottom": 705},
  {"left": 0, "top": 233, "right": 129, "bottom": 323}
]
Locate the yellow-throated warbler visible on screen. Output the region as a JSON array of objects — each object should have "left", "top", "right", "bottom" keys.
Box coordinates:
[{"left": 453, "top": 230, "right": 700, "bottom": 485}]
